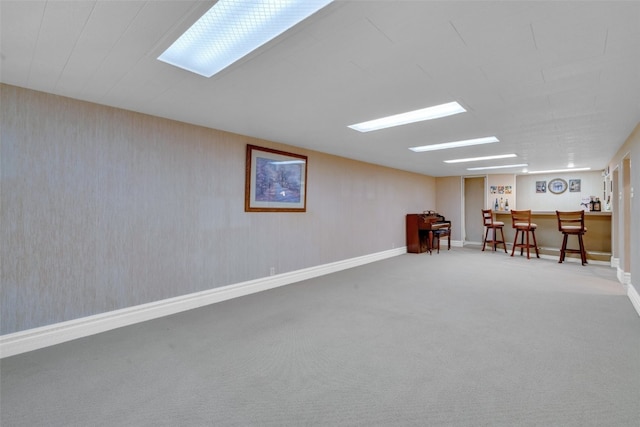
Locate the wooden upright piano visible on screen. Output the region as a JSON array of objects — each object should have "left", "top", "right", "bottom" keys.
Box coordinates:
[{"left": 406, "top": 212, "right": 451, "bottom": 254}]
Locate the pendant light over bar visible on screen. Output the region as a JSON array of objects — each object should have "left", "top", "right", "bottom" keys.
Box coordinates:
[
  {"left": 158, "top": 0, "right": 334, "bottom": 77},
  {"left": 348, "top": 102, "right": 466, "bottom": 133}
]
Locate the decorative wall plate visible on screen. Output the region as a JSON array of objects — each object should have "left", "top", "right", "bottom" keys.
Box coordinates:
[{"left": 548, "top": 178, "right": 568, "bottom": 194}]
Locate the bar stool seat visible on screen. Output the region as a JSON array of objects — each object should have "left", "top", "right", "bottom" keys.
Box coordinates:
[
  {"left": 556, "top": 210, "right": 588, "bottom": 265},
  {"left": 481, "top": 209, "right": 507, "bottom": 252},
  {"left": 510, "top": 210, "right": 539, "bottom": 259}
]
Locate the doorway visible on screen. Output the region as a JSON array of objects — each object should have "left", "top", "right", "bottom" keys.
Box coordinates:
[
  {"left": 622, "top": 157, "right": 631, "bottom": 277},
  {"left": 612, "top": 167, "right": 619, "bottom": 264},
  {"left": 464, "top": 176, "right": 485, "bottom": 245}
]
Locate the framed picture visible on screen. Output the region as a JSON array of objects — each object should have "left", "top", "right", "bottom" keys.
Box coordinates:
[
  {"left": 548, "top": 178, "right": 568, "bottom": 194},
  {"left": 536, "top": 181, "right": 546, "bottom": 193},
  {"left": 245, "top": 144, "right": 307, "bottom": 212},
  {"left": 569, "top": 179, "right": 581, "bottom": 192}
]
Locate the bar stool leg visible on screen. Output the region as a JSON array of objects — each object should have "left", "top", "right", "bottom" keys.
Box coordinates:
[
  {"left": 482, "top": 228, "right": 489, "bottom": 251},
  {"left": 511, "top": 229, "right": 519, "bottom": 257},
  {"left": 578, "top": 234, "right": 587, "bottom": 265},
  {"left": 531, "top": 230, "right": 539, "bottom": 258},
  {"left": 498, "top": 227, "right": 507, "bottom": 253},
  {"left": 492, "top": 228, "right": 497, "bottom": 251}
]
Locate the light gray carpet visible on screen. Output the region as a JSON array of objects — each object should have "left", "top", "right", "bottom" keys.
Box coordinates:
[{"left": 1, "top": 248, "right": 639, "bottom": 426}]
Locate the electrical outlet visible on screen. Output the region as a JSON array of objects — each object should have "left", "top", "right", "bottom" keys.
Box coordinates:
[{"left": 270, "top": 267, "right": 275, "bottom": 276}]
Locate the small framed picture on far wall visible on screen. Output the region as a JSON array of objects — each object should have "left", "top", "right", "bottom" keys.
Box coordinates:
[
  {"left": 569, "top": 179, "right": 581, "bottom": 192},
  {"left": 536, "top": 181, "right": 546, "bottom": 193}
]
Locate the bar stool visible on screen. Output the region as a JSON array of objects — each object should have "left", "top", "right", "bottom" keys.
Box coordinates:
[
  {"left": 556, "top": 210, "right": 588, "bottom": 265},
  {"left": 510, "top": 210, "right": 539, "bottom": 259},
  {"left": 481, "top": 209, "right": 507, "bottom": 252}
]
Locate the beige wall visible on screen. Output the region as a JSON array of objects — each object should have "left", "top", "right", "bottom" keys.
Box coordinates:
[
  {"left": 0, "top": 84, "right": 436, "bottom": 334},
  {"left": 607, "top": 122, "right": 639, "bottom": 286},
  {"left": 516, "top": 171, "right": 605, "bottom": 212},
  {"left": 436, "top": 176, "right": 462, "bottom": 241},
  {"left": 487, "top": 174, "right": 516, "bottom": 211}
]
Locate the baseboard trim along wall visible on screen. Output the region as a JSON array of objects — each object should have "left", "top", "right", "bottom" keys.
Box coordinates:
[
  {"left": 0, "top": 247, "right": 407, "bottom": 359},
  {"left": 617, "top": 267, "right": 632, "bottom": 287},
  {"left": 628, "top": 283, "right": 640, "bottom": 317}
]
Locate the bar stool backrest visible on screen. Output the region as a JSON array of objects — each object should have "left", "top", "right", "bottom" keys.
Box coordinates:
[
  {"left": 482, "top": 209, "right": 495, "bottom": 227},
  {"left": 556, "top": 210, "right": 585, "bottom": 232},
  {"left": 511, "top": 210, "right": 532, "bottom": 228}
]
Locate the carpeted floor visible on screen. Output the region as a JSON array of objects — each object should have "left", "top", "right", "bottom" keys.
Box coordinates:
[{"left": 1, "top": 247, "right": 639, "bottom": 426}]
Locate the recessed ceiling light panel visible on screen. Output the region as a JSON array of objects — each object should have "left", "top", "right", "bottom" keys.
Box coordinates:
[
  {"left": 158, "top": 0, "right": 334, "bottom": 77},
  {"left": 466, "top": 163, "right": 528, "bottom": 171},
  {"left": 525, "top": 167, "right": 591, "bottom": 174},
  {"left": 348, "top": 102, "right": 466, "bottom": 132},
  {"left": 444, "top": 153, "right": 517, "bottom": 164},
  {"left": 409, "top": 136, "right": 499, "bottom": 152}
]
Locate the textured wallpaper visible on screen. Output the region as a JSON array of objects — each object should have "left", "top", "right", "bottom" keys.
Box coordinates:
[{"left": 1, "top": 84, "right": 436, "bottom": 334}]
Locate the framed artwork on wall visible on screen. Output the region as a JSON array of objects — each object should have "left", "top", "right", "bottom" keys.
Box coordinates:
[
  {"left": 245, "top": 144, "right": 308, "bottom": 212},
  {"left": 548, "top": 178, "right": 568, "bottom": 194},
  {"left": 569, "top": 179, "right": 581, "bottom": 192},
  {"left": 536, "top": 181, "right": 547, "bottom": 193}
]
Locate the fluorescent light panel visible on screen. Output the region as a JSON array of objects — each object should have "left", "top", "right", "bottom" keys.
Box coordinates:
[
  {"left": 525, "top": 167, "right": 591, "bottom": 174},
  {"left": 466, "top": 163, "right": 528, "bottom": 171},
  {"left": 158, "top": 0, "right": 333, "bottom": 77},
  {"left": 444, "top": 153, "right": 517, "bottom": 164},
  {"left": 348, "top": 102, "right": 466, "bottom": 132},
  {"left": 409, "top": 136, "right": 499, "bottom": 152}
]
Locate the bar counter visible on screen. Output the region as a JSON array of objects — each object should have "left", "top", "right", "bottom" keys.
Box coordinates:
[{"left": 494, "top": 211, "right": 611, "bottom": 262}]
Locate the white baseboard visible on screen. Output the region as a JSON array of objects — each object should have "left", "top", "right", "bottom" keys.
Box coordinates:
[
  {"left": 614, "top": 267, "right": 638, "bottom": 317},
  {"left": 628, "top": 283, "right": 640, "bottom": 317},
  {"left": 617, "top": 267, "right": 631, "bottom": 287},
  {"left": 0, "top": 247, "right": 406, "bottom": 359}
]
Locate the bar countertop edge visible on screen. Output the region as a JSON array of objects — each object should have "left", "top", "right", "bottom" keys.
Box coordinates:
[{"left": 495, "top": 211, "right": 612, "bottom": 216}]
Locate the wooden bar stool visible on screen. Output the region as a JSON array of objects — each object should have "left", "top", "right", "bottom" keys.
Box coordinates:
[
  {"left": 481, "top": 209, "right": 507, "bottom": 252},
  {"left": 510, "top": 210, "right": 539, "bottom": 259},
  {"left": 556, "top": 210, "right": 588, "bottom": 265}
]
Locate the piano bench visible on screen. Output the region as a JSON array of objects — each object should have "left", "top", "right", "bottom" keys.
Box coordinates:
[{"left": 432, "top": 228, "right": 451, "bottom": 254}]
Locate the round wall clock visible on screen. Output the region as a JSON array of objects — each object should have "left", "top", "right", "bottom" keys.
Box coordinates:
[{"left": 548, "top": 178, "right": 568, "bottom": 194}]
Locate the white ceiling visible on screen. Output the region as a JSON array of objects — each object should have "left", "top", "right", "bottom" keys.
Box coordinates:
[{"left": 2, "top": 0, "right": 639, "bottom": 177}]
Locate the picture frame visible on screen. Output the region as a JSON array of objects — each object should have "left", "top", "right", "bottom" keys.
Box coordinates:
[
  {"left": 569, "top": 179, "right": 581, "bottom": 192},
  {"left": 548, "top": 178, "right": 568, "bottom": 194},
  {"left": 245, "top": 144, "right": 307, "bottom": 212},
  {"left": 536, "top": 181, "right": 546, "bottom": 193}
]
